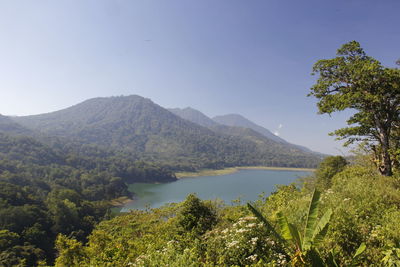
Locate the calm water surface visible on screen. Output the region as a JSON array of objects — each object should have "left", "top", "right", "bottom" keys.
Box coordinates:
[{"left": 121, "top": 169, "right": 310, "bottom": 211}]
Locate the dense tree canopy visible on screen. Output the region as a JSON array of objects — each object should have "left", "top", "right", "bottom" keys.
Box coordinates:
[
  {"left": 0, "top": 133, "right": 176, "bottom": 265},
  {"left": 309, "top": 41, "right": 400, "bottom": 176}
]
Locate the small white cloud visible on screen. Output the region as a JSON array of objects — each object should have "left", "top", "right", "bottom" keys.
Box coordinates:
[{"left": 273, "top": 124, "right": 283, "bottom": 136}]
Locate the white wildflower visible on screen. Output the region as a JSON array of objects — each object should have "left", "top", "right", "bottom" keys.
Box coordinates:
[
  {"left": 250, "top": 237, "right": 258, "bottom": 245},
  {"left": 227, "top": 240, "right": 239, "bottom": 248},
  {"left": 246, "top": 254, "right": 258, "bottom": 262}
]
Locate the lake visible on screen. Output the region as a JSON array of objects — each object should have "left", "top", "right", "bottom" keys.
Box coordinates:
[{"left": 120, "top": 169, "right": 311, "bottom": 211}]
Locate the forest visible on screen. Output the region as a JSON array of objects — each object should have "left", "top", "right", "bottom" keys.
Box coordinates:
[{"left": 0, "top": 133, "right": 175, "bottom": 266}]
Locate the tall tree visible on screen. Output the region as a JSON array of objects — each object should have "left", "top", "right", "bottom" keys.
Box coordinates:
[{"left": 309, "top": 41, "right": 400, "bottom": 176}]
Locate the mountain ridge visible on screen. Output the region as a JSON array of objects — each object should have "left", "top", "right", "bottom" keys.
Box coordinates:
[
  {"left": 168, "top": 107, "right": 320, "bottom": 155},
  {"left": 168, "top": 107, "right": 219, "bottom": 128},
  {"left": 213, "top": 113, "right": 319, "bottom": 154},
  {"left": 11, "top": 95, "right": 322, "bottom": 169},
  {"left": 212, "top": 113, "right": 287, "bottom": 143}
]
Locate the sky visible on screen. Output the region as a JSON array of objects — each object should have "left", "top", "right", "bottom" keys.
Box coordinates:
[{"left": 0, "top": 0, "right": 399, "bottom": 155}]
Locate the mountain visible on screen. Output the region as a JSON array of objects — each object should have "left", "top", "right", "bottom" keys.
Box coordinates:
[
  {"left": 168, "top": 107, "right": 219, "bottom": 128},
  {"left": 213, "top": 113, "right": 319, "bottom": 154},
  {"left": 168, "top": 108, "right": 298, "bottom": 151},
  {"left": 212, "top": 114, "right": 286, "bottom": 143},
  {"left": 169, "top": 107, "right": 320, "bottom": 155},
  {"left": 12, "top": 95, "right": 321, "bottom": 169}
]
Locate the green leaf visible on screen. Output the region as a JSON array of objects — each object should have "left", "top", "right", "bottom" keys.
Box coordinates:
[
  {"left": 303, "top": 189, "right": 321, "bottom": 250},
  {"left": 312, "top": 208, "right": 333, "bottom": 247},
  {"left": 353, "top": 242, "right": 366, "bottom": 259},
  {"left": 288, "top": 223, "right": 302, "bottom": 251},
  {"left": 277, "top": 211, "right": 293, "bottom": 241},
  {"left": 247, "top": 203, "right": 285, "bottom": 245}
]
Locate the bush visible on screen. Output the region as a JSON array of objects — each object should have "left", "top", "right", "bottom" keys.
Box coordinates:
[{"left": 177, "top": 194, "right": 217, "bottom": 235}]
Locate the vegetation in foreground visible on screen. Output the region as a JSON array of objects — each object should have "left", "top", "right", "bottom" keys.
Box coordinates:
[{"left": 54, "top": 155, "right": 400, "bottom": 266}]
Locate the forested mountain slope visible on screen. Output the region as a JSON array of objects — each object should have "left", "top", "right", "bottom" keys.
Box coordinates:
[
  {"left": 170, "top": 106, "right": 323, "bottom": 160},
  {"left": 213, "top": 113, "right": 317, "bottom": 154},
  {"left": 13, "top": 95, "right": 321, "bottom": 168},
  {"left": 0, "top": 114, "right": 34, "bottom": 136}
]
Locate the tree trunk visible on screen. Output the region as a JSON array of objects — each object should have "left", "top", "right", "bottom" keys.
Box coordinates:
[{"left": 379, "top": 131, "right": 393, "bottom": 176}]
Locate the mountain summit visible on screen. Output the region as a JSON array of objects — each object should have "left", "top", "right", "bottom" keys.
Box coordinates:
[
  {"left": 168, "top": 107, "right": 218, "bottom": 128},
  {"left": 212, "top": 114, "right": 286, "bottom": 143}
]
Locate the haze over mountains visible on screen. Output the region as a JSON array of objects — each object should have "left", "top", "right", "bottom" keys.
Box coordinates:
[
  {"left": 213, "top": 114, "right": 286, "bottom": 143},
  {"left": 169, "top": 107, "right": 317, "bottom": 154},
  {"left": 169, "top": 108, "right": 287, "bottom": 143},
  {"left": 4, "top": 95, "right": 322, "bottom": 169}
]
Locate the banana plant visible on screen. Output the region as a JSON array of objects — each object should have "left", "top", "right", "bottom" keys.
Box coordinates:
[
  {"left": 248, "top": 189, "right": 333, "bottom": 266},
  {"left": 325, "top": 242, "right": 366, "bottom": 267}
]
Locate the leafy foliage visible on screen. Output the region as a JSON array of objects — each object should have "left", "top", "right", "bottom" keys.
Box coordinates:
[
  {"left": 315, "top": 156, "right": 348, "bottom": 189},
  {"left": 248, "top": 189, "right": 333, "bottom": 266},
  {"left": 177, "top": 194, "right": 217, "bottom": 235},
  {"left": 51, "top": 159, "right": 400, "bottom": 266},
  {"left": 309, "top": 41, "right": 400, "bottom": 176},
  {"left": 0, "top": 133, "right": 175, "bottom": 265}
]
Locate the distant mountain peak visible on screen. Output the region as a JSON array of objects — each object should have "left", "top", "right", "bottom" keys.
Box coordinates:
[
  {"left": 212, "top": 114, "right": 287, "bottom": 144},
  {"left": 212, "top": 113, "right": 319, "bottom": 154},
  {"left": 168, "top": 107, "right": 218, "bottom": 128}
]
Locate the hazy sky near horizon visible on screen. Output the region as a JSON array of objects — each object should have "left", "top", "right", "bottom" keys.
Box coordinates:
[{"left": 1, "top": 0, "right": 399, "bottom": 155}]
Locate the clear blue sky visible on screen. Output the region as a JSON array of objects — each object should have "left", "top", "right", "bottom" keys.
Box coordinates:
[{"left": 0, "top": 0, "right": 399, "bottom": 154}]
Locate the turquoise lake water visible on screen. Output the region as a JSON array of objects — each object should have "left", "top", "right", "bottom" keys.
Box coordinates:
[{"left": 120, "top": 169, "right": 311, "bottom": 211}]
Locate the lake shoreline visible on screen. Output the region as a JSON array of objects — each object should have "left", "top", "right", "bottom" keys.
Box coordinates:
[
  {"left": 175, "top": 166, "right": 315, "bottom": 178},
  {"left": 110, "top": 196, "right": 135, "bottom": 207},
  {"left": 123, "top": 168, "right": 312, "bottom": 210}
]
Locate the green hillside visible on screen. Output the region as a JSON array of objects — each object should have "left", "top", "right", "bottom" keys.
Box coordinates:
[{"left": 13, "top": 95, "right": 322, "bottom": 169}]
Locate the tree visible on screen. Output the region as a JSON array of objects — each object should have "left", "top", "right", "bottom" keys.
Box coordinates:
[
  {"left": 315, "top": 156, "right": 348, "bottom": 189},
  {"left": 177, "top": 194, "right": 217, "bottom": 235},
  {"left": 309, "top": 41, "right": 400, "bottom": 176},
  {"left": 54, "top": 234, "right": 86, "bottom": 267}
]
